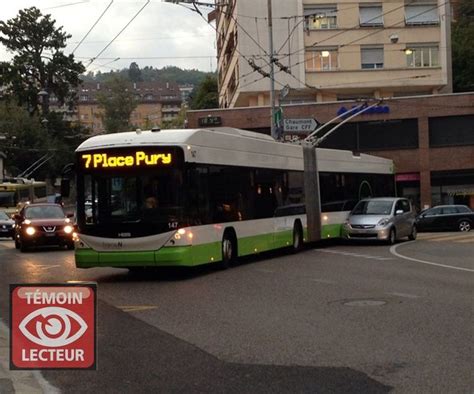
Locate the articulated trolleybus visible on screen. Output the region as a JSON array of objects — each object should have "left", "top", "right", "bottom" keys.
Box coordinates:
[{"left": 75, "top": 127, "right": 394, "bottom": 270}]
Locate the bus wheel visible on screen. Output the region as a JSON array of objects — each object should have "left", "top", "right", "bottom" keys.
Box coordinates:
[
  {"left": 220, "top": 231, "right": 236, "bottom": 270},
  {"left": 292, "top": 221, "right": 304, "bottom": 253}
]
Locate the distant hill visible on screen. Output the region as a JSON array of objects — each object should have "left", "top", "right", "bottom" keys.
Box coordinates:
[{"left": 81, "top": 65, "right": 216, "bottom": 87}]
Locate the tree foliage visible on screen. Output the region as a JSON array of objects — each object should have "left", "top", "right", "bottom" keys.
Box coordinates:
[
  {"left": 81, "top": 65, "right": 215, "bottom": 87},
  {"left": 128, "top": 62, "right": 142, "bottom": 83},
  {"left": 189, "top": 75, "right": 218, "bottom": 110},
  {"left": 0, "top": 7, "right": 85, "bottom": 113},
  {"left": 97, "top": 76, "right": 138, "bottom": 133},
  {"left": 452, "top": 0, "right": 474, "bottom": 92},
  {"left": 0, "top": 103, "right": 86, "bottom": 179}
]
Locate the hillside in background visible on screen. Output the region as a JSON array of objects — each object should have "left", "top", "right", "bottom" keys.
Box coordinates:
[{"left": 81, "top": 65, "right": 216, "bottom": 86}]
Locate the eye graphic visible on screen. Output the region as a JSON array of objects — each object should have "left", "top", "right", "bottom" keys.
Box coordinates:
[{"left": 19, "top": 307, "right": 88, "bottom": 347}]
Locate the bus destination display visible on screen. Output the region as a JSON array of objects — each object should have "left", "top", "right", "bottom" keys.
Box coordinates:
[{"left": 81, "top": 151, "right": 174, "bottom": 170}]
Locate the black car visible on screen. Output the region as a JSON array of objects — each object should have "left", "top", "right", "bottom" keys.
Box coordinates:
[
  {"left": 0, "top": 211, "right": 15, "bottom": 239},
  {"left": 415, "top": 205, "right": 473, "bottom": 232}
]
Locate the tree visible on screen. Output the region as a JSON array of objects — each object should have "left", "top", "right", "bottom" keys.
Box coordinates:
[
  {"left": 128, "top": 62, "right": 142, "bottom": 83},
  {"left": 189, "top": 75, "right": 218, "bottom": 110},
  {"left": 452, "top": 0, "right": 474, "bottom": 92},
  {"left": 0, "top": 7, "right": 85, "bottom": 114},
  {"left": 97, "top": 76, "right": 138, "bottom": 133}
]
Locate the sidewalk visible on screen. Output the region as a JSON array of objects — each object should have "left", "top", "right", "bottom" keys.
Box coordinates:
[{"left": 0, "top": 321, "right": 58, "bottom": 394}]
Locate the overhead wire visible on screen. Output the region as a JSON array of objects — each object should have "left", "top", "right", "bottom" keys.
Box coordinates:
[
  {"left": 71, "top": 0, "right": 114, "bottom": 54},
  {"left": 86, "top": 0, "right": 150, "bottom": 68}
]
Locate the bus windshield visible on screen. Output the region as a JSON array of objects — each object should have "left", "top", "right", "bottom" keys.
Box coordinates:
[
  {"left": 81, "top": 169, "right": 184, "bottom": 227},
  {"left": 0, "top": 191, "right": 16, "bottom": 208}
]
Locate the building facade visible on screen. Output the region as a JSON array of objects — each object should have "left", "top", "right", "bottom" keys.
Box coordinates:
[
  {"left": 76, "top": 81, "right": 182, "bottom": 133},
  {"left": 215, "top": 0, "right": 452, "bottom": 108},
  {"left": 187, "top": 92, "right": 474, "bottom": 210}
]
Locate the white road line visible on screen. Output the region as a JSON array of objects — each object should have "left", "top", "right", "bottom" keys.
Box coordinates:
[
  {"left": 316, "top": 249, "right": 393, "bottom": 261},
  {"left": 389, "top": 242, "right": 474, "bottom": 273},
  {"left": 310, "top": 278, "right": 337, "bottom": 285},
  {"left": 388, "top": 292, "right": 420, "bottom": 299}
]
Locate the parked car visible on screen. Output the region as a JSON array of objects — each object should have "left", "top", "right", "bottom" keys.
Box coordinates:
[
  {"left": 415, "top": 205, "right": 473, "bottom": 232},
  {"left": 342, "top": 197, "right": 417, "bottom": 244},
  {"left": 14, "top": 203, "right": 75, "bottom": 252},
  {"left": 0, "top": 210, "right": 15, "bottom": 239}
]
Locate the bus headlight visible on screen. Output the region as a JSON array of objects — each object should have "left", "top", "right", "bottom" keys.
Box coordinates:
[
  {"left": 25, "top": 227, "right": 36, "bottom": 236},
  {"left": 64, "top": 225, "right": 74, "bottom": 234}
]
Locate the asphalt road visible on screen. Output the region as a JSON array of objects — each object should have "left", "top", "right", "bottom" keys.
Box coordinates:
[{"left": 0, "top": 232, "right": 473, "bottom": 393}]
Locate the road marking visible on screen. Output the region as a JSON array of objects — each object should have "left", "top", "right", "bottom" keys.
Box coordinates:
[
  {"left": 390, "top": 242, "right": 474, "bottom": 273},
  {"left": 310, "top": 278, "right": 337, "bottom": 285},
  {"left": 316, "top": 249, "right": 394, "bottom": 261},
  {"left": 117, "top": 306, "right": 158, "bottom": 313},
  {"left": 424, "top": 234, "right": 474, "bottom": 242},
  {"left": 388, "top": 292, "right": 420, "bottom": 299},
  {"left": 30, "top": 264, "right": 61, "bottom": 270},
  {"left": 456, "top": 238, "right": 474, "bottom": 243}
]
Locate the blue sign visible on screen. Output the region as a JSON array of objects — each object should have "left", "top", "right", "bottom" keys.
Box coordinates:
[{"left": 337, "top": 104, "right": 390, "bottom": 118}]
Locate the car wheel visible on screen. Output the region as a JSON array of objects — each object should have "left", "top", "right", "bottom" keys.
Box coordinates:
[
  {"left": 220, "top": 231, "right": 236, "bottom": 270},
  {"left": 388, "top": 228, "right": 396, "bottom": 245},
  {"left": 66, "top": 242, "right": 75, "bottom": 250},
  {"left": 408, "top": 225, "right": 417, "bottom": 241},
  {"left": 14, "top": 238, "right": 20, "bottom": 249},
  {"left": 292, "top": 221, "right": 304, "bottom": 253},
  {"left": 458, "top": 220, "right": 471, "bottom": 232}
]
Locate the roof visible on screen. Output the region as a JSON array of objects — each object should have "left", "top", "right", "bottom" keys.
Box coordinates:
[{"left": 76, "top": 127, "right": 394, "bottom": 174}]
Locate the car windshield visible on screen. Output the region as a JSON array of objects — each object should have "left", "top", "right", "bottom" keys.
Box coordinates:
[
  {"left": 24, "top": 206, "right": 65, "bottom": 219},
  {"left": 352, "top": 200, "right": 394, "bottom": 215},
  {"left": 0, "top": 191, "right": 15, "bottom": 208},
  {"left": 0, "top": 211, "right": 10, "bottom": 220}
]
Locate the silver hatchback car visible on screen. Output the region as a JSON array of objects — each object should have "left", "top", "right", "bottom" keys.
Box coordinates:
[{"left": 342, "top": 197, "right": 417, "bottom": 244}]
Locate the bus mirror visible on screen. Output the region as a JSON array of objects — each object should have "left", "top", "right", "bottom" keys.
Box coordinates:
[{"left": 61, "top": 179, "right": 70, "bottom": 198}]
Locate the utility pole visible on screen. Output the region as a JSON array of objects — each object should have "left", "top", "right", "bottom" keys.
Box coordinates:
[
  {"left": 303, "top": 101, "right": 382, "bottom": 242},
  {"left": 267, "top": 0, "right": 277, "bottom": 140}
]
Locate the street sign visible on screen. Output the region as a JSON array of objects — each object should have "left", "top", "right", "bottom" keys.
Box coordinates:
[
  {"left": 283, "top": 118, "right": 319, "bottom": 135},
  {"left": 10, "top": 283, "right": 97, "bottom": 370}
]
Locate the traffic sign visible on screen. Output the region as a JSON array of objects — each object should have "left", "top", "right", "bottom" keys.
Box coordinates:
[{"left": 283, "top": 118, "right": 319, "bottom": 135}]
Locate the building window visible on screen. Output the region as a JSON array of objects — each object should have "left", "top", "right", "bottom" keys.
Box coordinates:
[
  {"left": 359, "top": 5, "right": 383, "bottom": 26},
  {"left": 361, "top": 47, "right": 384, "bottom": 69},
  {"left": 144, "top": 94, "right": 154, "bottom": 101},
  {"left": 304, "top": 6, "right": 337, "bottom": 29},
  {"left": 80, "top": 95, "right": 89, "bottom": 101},
  {"left": 405, "top": 4, "right": 439, "bottom": 25},
  {"left": 305, "top": 49, "right": 338, "bottom": 71},
  {"left": 406, "top": 46, "right": 439, "bottom": 67}
]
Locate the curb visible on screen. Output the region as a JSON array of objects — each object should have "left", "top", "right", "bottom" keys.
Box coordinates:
[{"left": 0, "top": 321, "right": 59, "bottom": 394}]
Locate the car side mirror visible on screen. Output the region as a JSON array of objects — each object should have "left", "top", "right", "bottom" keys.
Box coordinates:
[{"left": 395, "top": 209, "right": 404, "bottom": 216}]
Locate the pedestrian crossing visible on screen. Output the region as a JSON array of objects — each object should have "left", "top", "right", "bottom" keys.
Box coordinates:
[{"left": 417, "top": 233, "right": 474, "bottom": 244}]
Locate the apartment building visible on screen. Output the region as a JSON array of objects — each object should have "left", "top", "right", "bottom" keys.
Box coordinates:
[
  {"left": 215, "top": 0, "right": 452, "bottom": 108},
  {"left": 76, "top": 81, "right": 182, "bottom": 133}
]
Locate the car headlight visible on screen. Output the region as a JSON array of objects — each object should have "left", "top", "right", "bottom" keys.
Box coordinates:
[
  {"left": 64, "top": 225, "right": 74, "bottom": 234},
  {"left": 25, "top": 226, "right": 36, "bottom": 236},
  {"left": 377, "top": 218, "right": 390, "bottom": 227}
]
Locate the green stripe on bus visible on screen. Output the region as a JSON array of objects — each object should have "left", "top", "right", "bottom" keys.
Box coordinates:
[{"left": 75, "top": 224, "right": 343, "bottom": 269}]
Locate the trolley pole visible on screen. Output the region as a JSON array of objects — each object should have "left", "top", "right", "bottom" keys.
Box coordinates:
[
  {"left": 303, "top": 101, "right": 382, "bottom": 242},
  {"left": 268, "top": 0, "right": 277, "bottom": 140}
]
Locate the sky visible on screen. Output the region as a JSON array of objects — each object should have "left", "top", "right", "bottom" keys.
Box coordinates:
[{"left": 0, "top": 0, "right": 216, "bottom": 74}]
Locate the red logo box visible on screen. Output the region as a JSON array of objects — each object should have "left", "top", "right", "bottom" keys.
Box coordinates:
[{"left": 10, "top": 283, "right": 97, "bottom": 370}]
